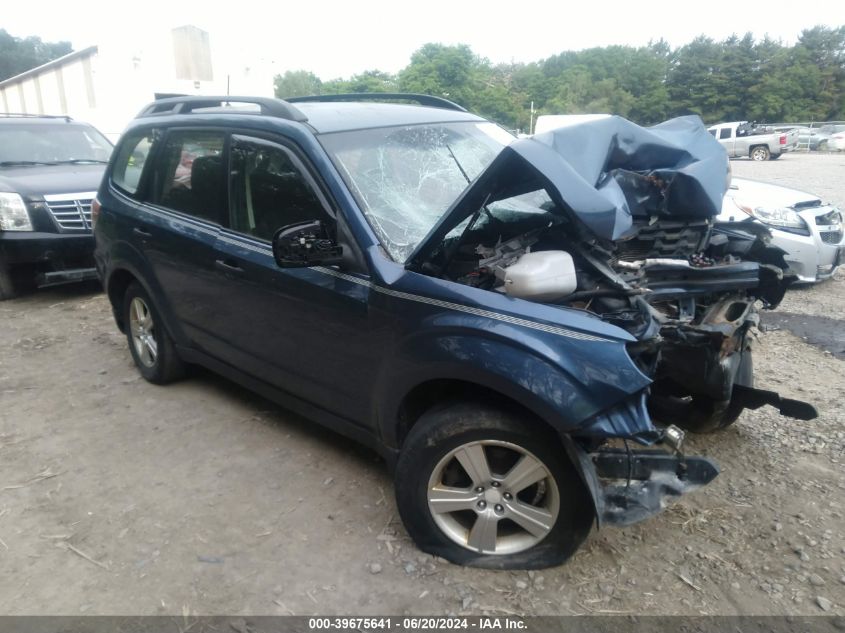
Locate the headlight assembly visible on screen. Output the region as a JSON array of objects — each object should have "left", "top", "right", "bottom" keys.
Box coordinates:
[
  {"left": 0, "top": 192, "right": 33, "bottom": 231},
  {"left": 736, "top": 202, "right": 808, "bottom": 234}
]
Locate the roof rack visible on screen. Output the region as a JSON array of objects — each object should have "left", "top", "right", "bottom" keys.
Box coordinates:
[
  {"left": 0, "top": 113, "right": 74, "bottom": 121},
  {"left": 286, "top": 93, "right": 467, "bottom": 112},
  {"left": 136, "top": 96, "right": 308, "bottom": 122}
]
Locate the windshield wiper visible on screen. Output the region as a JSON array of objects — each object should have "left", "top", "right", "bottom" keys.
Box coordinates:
[
  {"left": 50, "top": 159, "right": 109, "bottom": 165},
  {"left": 444, "top": 143, "right": 471, "bottom": 184},
  {"left": 0, "top": 160, "right": 54, "bottom": 167}
]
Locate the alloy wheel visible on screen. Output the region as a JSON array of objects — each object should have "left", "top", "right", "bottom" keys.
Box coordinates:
[
  {"left": 427, "top": 440, "right": 560, "bottom": 555},
  {"left": 129, "top": 296, "right": 158, "bottom": 368}
]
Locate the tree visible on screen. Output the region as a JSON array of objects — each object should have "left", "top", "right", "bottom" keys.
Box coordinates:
[
  {"left": 345, "top": 70, "right": 396, "bottom": 93},
  {"left": 666, "top": 36, "right": 725, "bottom": 120},
  {"left": 273, "top": 70, "right": 322, "bottom": 99},
  {"left": 0, "top": 29, "right": 72, "bottom": 81},
  {"left": 398, "top": 44, "right": 481, "bottom": 106},
  {"left": 709, "top": 33, "right": 758, "bottom": 121},
  {"left": 794, "top": 26, "right": 845, "bottom": 119},
  {"left": 476, "top": 63, "right": 532, "bottom": 131},
  {"left": 535, "top": 45, "right": 668, "bottom": 124},
  {"left": 270, "top": 27, "right": 845, "bottom": 129},
  {"left": 318, "top": 71, "right": 396, "bottom": 95}
]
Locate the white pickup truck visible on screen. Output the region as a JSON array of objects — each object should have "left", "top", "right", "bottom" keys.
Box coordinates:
[{"left": 708, "top": 121, "right": 799, "bottom": 161}]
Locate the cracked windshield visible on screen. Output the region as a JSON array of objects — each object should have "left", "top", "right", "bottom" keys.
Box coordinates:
[{"left": 322, "top": 122, "right": 513, "bottom": 261}]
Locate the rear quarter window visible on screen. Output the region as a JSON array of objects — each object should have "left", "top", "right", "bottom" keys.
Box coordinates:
[{"left": 112, "top": 131, "right": 156, "bottom": 195}]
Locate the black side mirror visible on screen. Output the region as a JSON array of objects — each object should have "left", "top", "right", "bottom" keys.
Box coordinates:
[{"left": 272, "top": 220, "right": 343, "bottom": 268}]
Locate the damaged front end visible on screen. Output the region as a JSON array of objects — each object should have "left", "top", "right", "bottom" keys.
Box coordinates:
[
  {"left": 409, "top": 114, "right": 817, "bottom": 435},
  {"left": 401, "top": 114, "right": 820, "bottom": 528}
]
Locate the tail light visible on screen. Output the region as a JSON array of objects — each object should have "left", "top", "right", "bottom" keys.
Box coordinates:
[
  {"left": 91, "top": 197, "right": 101, "bottom": 228},
  {"left": 779, "top": 134, "right": 787, "bottom": 145}
]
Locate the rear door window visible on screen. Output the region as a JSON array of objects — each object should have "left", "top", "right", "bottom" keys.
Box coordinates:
[{"left": 153, "top": 130, "right": 227, "bottom": 225}]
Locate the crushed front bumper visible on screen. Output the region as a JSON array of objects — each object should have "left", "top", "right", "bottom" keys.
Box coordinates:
[
  {"left": 563, "top": 428, "right": 719, "bottom": 527},
  {"left": 588, "top": 448, "right": 719, "bottom": 526}
]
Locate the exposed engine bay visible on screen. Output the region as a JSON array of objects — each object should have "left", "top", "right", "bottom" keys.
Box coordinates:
[
  {"left": 424, "top": 207, "right": 792, "bottom": 430},
  {"left": 409, "top": 116, "right": 818, "bottom": 432}
]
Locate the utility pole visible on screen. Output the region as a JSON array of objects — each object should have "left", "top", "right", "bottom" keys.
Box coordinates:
[{"left": 529, "top": 101, "right": 535, "bottom": 135}]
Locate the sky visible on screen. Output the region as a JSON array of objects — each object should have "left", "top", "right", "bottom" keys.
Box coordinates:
[{"left": 4, "top": 0, "right": 845, "bottom": 79}]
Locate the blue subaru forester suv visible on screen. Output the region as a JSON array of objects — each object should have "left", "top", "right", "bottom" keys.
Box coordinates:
[{"left": 94, "top": 94, "right": 814, "bottom": 568}]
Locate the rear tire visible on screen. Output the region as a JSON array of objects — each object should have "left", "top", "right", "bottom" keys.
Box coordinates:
[
  {"left": 750, "top": 146, "right": 770, "bottom": 161},
  {"left": 395, "top": 401, "right": 594, "bottom": 569},
  {"left": 123, "top": 281, "right": 185, "bottom": 384},
  {"left": 769, "top": 153, "right": 782, "bottom": 160}
]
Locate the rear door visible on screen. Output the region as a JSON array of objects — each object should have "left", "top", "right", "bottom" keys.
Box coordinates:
[
  {"left": 135, "top": 128, "right": 231, "bottom": 356},
  {"left": 209, "top": 133, "right": 377, "bottom": 424}
]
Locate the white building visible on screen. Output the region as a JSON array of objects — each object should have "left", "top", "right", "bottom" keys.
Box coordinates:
[{"left": 0, "top": 25, "right": 275, "bottom": 140}]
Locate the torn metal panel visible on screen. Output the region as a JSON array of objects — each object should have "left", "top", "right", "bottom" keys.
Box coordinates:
[
  {"left": 563, "top": 436, "right": 719, "bottom": 528},
  {"left": 410, "top": 115, "right": 729, "bottom": 265},
  {"left": 731, "top": 385, "right": 819, "bottom": 420},
  {"left": 576, "top": 392, "right": 662, "bottom": 444},
  {"left": 513, "top": 115, "right": 729, "bottom": 239},
  {"left": 594, "top": 449, "right": 720, "bottom": 527}
]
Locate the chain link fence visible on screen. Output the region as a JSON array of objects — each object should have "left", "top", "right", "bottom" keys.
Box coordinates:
[{"left": 768, "top": 121, "right": 845, "bottom": 151}]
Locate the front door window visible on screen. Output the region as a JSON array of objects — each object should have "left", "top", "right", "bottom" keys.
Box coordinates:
[{"left": 229, "top": 137, "right": 330, "bottom": 241}]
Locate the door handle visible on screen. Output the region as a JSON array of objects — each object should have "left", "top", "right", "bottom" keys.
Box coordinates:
[
  {"left": 215, "top": 259, "right": 245, "bottom": 275},
  {"left": 133, "top": 227, "right": 153, "bottom": 238}
]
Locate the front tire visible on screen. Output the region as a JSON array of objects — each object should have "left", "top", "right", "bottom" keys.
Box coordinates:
[
  {"left": 123, "top": 281, "right": 185, "bottom": 384},
  {"left": 750, "top": 146, "right": 770, "bottom": 161},
  {"left": 0, "top": 259, "right": 36, "bottom": 300},
  {"left": 394, "top": 401, "right": 593, "bottom": 569},
  {"left": 0, "top": 259, "right": 17, "bottom": 300},
  {"left": 650, "top": 349, "right": 753, "bottom": 433}
]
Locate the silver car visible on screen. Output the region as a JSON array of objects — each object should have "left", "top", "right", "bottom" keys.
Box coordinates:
[{"left": 720, "top": 178, "right": 844, "bottom": 283}]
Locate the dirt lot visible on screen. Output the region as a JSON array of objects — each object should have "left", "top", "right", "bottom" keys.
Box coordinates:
[{"left": 1, "top": 153, "right": 843, "bottom": 616}]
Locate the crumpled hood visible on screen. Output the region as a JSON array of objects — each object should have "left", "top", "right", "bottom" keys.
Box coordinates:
[{"left": 410, "top": 115, "right": 729, "bottom": 267}]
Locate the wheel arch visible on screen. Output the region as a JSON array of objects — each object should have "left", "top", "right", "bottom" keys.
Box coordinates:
[
  {"left": 103, "top": 253, "right": 183, "bottom": 345},
  {"left": 106, "top": 268, "right": 137, "bottom": 332},
  {"left": 392, "top": 378, "right": 556, "bottom": 450},
  {"left": 374, "top": 328, "right": 648, "bottom": 452}
]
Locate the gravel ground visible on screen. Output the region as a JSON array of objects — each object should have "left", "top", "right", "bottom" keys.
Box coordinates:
[{"left": 0, "top": 154, "right": 843, "bottom": 616}]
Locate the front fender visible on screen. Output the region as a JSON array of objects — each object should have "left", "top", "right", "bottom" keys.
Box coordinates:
[{"left": 376, "top": 319, "right": 653, "bottom": 448}]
